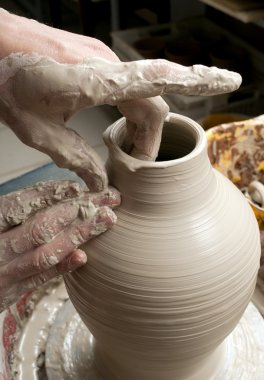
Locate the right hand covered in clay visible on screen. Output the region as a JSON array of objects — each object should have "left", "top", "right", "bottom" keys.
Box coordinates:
[
  {"left": 0, "top": 10, "right": 242, "bottom": 191},
  {"left": 0, "top": 180, "right": 120, "bottom": 312}
]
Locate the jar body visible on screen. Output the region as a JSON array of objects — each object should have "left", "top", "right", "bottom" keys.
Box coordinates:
[{"left": 65, "top": 113, "right": 260, "bottom": 380}]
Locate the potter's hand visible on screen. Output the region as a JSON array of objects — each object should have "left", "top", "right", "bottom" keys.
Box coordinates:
[
  {"left": 0, "top": 180, "right": 120, "bottom": 312},
  {"left": 0, "top": 11, "right": 242, "bottom": 190},
  {"left": 0, "top": 55, "right": 242, "bottom": 188}
]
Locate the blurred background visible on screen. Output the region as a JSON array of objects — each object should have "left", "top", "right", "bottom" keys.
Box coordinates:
[
  {"left": 1, "top": 0, "right": 263, "bottom": 117},
  {"left": 0, "top": 0, "right": 263, "bottom": 183}
]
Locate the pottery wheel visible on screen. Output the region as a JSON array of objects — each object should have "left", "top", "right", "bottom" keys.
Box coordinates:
[
  {"left": 45, "top": 300, "right": 100, "bottom": 380},
  {"left": 10, "top": 281, "right": 264, "bottom": 380},
  {"left": 45, "top": 300, "right": 264, "bottom": 380}
]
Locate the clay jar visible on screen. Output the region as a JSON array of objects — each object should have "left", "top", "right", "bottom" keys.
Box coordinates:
[{"left": 65, "top": 113, "right": 260, "bottom": 380}]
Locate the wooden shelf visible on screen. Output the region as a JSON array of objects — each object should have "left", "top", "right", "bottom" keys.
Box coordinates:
[{"left": 200, "top": 0, "right": 264, "bottom": 23}]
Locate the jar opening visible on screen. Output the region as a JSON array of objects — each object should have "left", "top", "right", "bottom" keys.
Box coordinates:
[
  {"left": 118, "top": 118, "right": 198, "bottom": 162},
  {"left": 104, "top": 113, "right": 205, "bottom": 169},
  {"left": 156, "top": 120, "right": 197, "bottom": 161}
]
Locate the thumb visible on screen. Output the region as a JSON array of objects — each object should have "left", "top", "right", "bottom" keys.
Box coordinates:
[{"left": 8, "top": 111, "right": 108, "bottom": 192}]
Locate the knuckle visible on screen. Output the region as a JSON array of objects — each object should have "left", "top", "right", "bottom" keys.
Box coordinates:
[
  {"left": 30, "top": 224, "right": 46, "bottom": 245},
  {"left": 21, "top": 247, "right": 59, "bottom": 275},
  {"left": 26, "top": 273, "right": 50, "bottom": 290},
  {"left": 30, "top": 222, "right": 54, "bottom": 246},
  {"left": 70, "top": 224, "right": 89, "bottom": 246},
  {"left": 36, "top": 249, "right": 59, "bottom": 271}
]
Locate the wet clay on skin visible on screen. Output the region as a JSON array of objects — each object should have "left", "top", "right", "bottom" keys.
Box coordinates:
[
  {"left": 65, "top": 113, "right": 261, "bottom": 380},
  {"left": 0, "top": 54, "right": 250, "bottom": 378},
  {"left": 0, "top": 53, "right": 242, "bottom": 189},
  {"left": 0, "top": 181, "right": 119, "bottom": 313}
]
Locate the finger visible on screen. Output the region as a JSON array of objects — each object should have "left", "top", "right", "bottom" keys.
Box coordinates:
[
  {"left": 4, "top": 206, "right": 116, "bottom": 281},
  {"left": 12, "top": 56, "right": 240, "bottom": 185},
  {"left": 56, "top": 248, "right": 87, "bottom": 273},
  {"left": 0, "top": 248, "right": 88, "bottom": 312},
  {"left": 13, "top": 58, "right": 242, "bottom": 112},
  {"left": 1, "top": 187, "right": 119, "bottom": 258},
  {"left": 118, "top": 97, "right": 169, "bottom": 160},
  {"left": 8, "top": 112, "right": 107, "bottom": 191},
  {"left": 1, "top": 198, "right": 86, "bottom": 258},
  {"left": 0, "top": 180, "right": 82, "bottom": 232},
  {"left": 87, "top": 186, "right": 121, "bottom": 208},
  {"left": 121, "top": 119, "right": 137, "bottom": 155},
  {"left": 96, "top": 59, "right": 242, "bottom": 101},
  {"left": 19, "top": 249, "right": 88, "bottom": 295},
  {"left": 0, "top": 249, "right": 90, "bottom": 313},
  {"left": 14, "top": 57, "right": 242, "bottom": 112},
  {"left": 16, "top": 251, "right": 81, "bottom": 295}
]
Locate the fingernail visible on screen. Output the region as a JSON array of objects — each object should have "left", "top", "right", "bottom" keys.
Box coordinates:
[
  {"left": 106, "top": 187, "right": 121, "bottom": 208},
  {"left": 53, "top": 182, "right": 82, "bottom": 201},
  {"left": 74, "top": 249, "right": 87, "bottom": 264},
  {"left": 84, "top": 172, "right": 108, "bottom": 192},
  {"left": 68, "top": 249, "right": 87, "bottom": 271},
  {"left": 64, "top": 182, "right": 83, "bottom": 197},
  {"left": 88, "top": 207, "right": 117, "bottom": 237},
  {"left": 90, "top": 222, "right": 109, "bottom": 237},
  {"left": 95, "top": 206, "right": 117, "bottom": 226},
  {"left": 90, "top": 187, "right": 121, "bottom": 208}
]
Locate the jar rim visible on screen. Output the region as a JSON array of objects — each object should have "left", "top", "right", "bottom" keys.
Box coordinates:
[{"left": 103, "top": 112, "right": 207, "bottom": 170}]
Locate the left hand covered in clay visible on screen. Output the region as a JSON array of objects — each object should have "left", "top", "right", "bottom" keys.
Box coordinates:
[
  {"left": 0, "top": 10, "right": 242, "bottom": 191},
  {"left": 0, "top": 180, "right": 120, "bottom": 312}
]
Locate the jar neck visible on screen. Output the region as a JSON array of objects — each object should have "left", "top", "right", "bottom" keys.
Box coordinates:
[{"left": 104, "top": 113, "right": 214, "bottom": 213}]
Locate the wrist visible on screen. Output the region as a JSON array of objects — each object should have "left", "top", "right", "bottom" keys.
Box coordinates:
[
  {"left": 0, "top": 10, "right": 19, "bottom": 59},
  {"left": 0, "top": 10, "right": 64, "bottom": 61},
  {"left": 0, "top": 9, "right": 119, "bottom": 64}
]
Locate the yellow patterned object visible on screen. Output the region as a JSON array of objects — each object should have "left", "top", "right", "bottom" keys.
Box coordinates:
[{"left": 206, "top": 115, "right": 264, "bottom": 230}]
